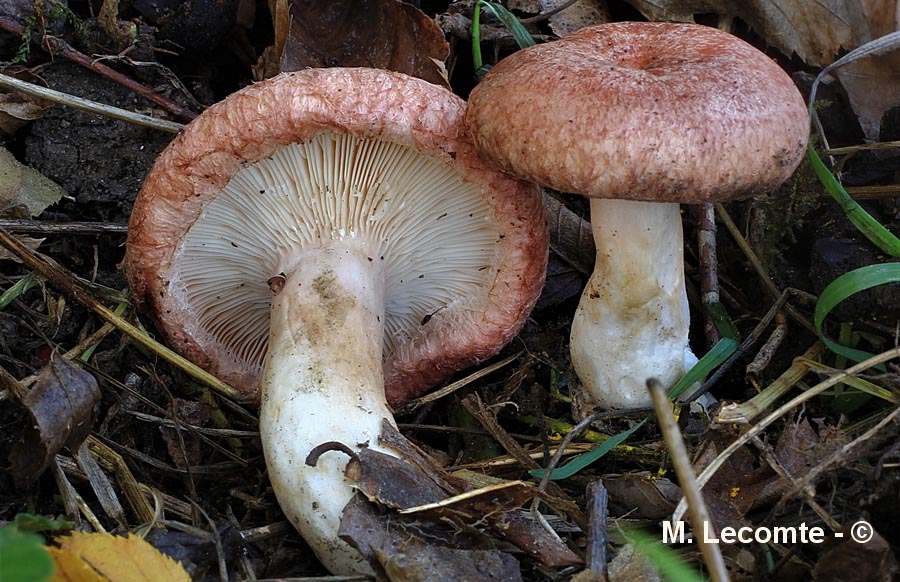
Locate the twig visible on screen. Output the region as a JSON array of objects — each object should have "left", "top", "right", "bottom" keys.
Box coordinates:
[
  {"left": 749, "top": 435, "right": 840, "bottom": 530},
  {"left": 745, "top": 312, "right": 787, "bottom": 377},
  {"left": 396, "top": 352, "right": 521, "bottom": 414},
  {"left": 0, "top": 72, "right": 183, "bottom": 133},
  {"left": 648, "top": 378, "right": 729, "bottom": 582},
  {"left": 190, "top": 499, "right": 231, "bottom": 582},
  {"left": 585, "top": 480, "right": 608, "bottom": 576},
  {"left": 0, "top": 16, "right": 197, "bottom": 122},
  {"left": 826, "top": 139, "right": 900, "bottom": 155},
  {"left": 715, "top": 203, "right": 816, "bottom": 335},
  {"left": 461, "top": 393, "right": 540, "bottom": 470},
  {"left": 686, "top": 289, "right": 793, "bottom": 403},
  {"left": 20, "top": 322, "right": 117, "bottom": 388},
  {"left": 675, "top": 346, "right": 900, "bottom": 524},
  {"left": 698, "top": 203, "right": 720, "bottom": 349},
  {"left": 75, "top": 441, "right": 128, "bottom": 528}
]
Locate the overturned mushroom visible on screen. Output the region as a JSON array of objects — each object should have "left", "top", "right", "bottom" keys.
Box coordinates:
[
  {"left": 466, "top": 22, "right": 808, "bottom": 411},
  {"left": 125, "top": 68, "right": 547, "bottom": 573}
]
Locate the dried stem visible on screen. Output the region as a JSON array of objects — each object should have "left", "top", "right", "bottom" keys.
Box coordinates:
[
  {"left": 698, "top": 203, "right": 720, "bottom": 349},
  {"left": 0, "top": 72, "right": 183, "bottom": 133},
  {"left": 648, "top": 378, "right": 729, "bottom": 582},
  {"left": 0, "top": 16, "right": 197, "bottom": 122}
]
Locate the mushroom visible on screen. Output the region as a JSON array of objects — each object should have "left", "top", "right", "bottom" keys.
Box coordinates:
[
  {"left": 466, "top": 22, "right": 808, "bottom": 411},
  {"left": 125, "top": 68, "right": 547, "bottom": 574}
]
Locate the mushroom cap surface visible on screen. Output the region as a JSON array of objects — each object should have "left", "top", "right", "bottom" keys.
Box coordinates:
[
  {"left": 466, "top": 22, "right": 809, "bottom": 202},
  {"left": 125, "top": 68, "right": 547, "bottom": 405}
]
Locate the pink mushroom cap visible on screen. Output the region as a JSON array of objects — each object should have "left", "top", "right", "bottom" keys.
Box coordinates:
[
  {"left": 466, "top": 22, "right": 809, "bottom": 202},
  {"left": 125, "top": 68, "right": 547, "bottom": 406}
]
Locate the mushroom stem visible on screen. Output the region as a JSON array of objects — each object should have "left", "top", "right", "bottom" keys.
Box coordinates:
[
  {"left": 570, "top": 199, "right": 698, "bottom": 411},
  {"left": 260, "top": 244, "right": 393, "bottom": 575}
]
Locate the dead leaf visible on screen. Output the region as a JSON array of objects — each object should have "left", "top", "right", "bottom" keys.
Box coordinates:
[
  {"left": 835, "top": 50, "right": 900, "bottom": 140},
  {"left": 8, "top": 353, "right": 101, "bottom": 488},
  {"left": 603, "top": 472, "right": 681, "bottom": 520},
  {"left": 160, "top": 398, "right": 210, "bottom": 468},
  {"left": 509, "top": 0, "right": 541, "bottom": 12},
  {"left": 253, "top": 0, "right": 291, "bottom": 79},
  {"left": 812, "top": 525, "right": 898, "bottom": 581},
  {"left": 339, "top": 494, "right": 523, "bottom": 581},
  {"left": 0, "top": 235, "right": 44, "bottom": 262},
  {"left": 344, "top": 423, "right": 582, "bottom": 568},
  {"left": 49, "top": 531, "right": 191, "bottom": 582},
  {"left": 622, "top": 0, "right": 880, "bottom": 67},
  {"left": 0, "top": 71, "right": 53, "bottom": 135},
  {"left": 608, "top": 543, "right": 661, "bottom": 582},
  {"left": 144, "top": 525, "right": 243, "bottom": 579},
  {"left": 0, "top": 146, "right": 67, "bottom": 217},
  {"left": 345, "top": 445, "right": 449, "bottom": 509},
  {"left": 279, "top": 0, "right": 451, "bottom": 86},
  {"left": 539, "top": 0, "right": 609, "bottom": 37}
]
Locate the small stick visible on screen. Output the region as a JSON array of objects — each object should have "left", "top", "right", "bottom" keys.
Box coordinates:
[
  {"left": 648, "top": 378, "right": 729, "bottom": 582},
  {"left": 396, "top": 352, "right": 521, "bottom": 414},
  {"left": 0, "top": 73, "right": 183, "bottom": 133},
  {"left": 698, "top": 203, "right": 720, "bottom": 349},
  {"left": 745, "top": 312, "right": 787, "bottom": 377},
  {"left": 585, "top": 480, "right": 608, "bottom": 576},
  {"left": 0, "top": 16, "right": 197, "bottom": 122},
  {"left": 715, "top": 203, "right": 816, "bottom": 335}
]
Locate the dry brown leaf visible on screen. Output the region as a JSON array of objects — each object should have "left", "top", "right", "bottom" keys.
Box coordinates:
[
  {"left": 539, "top": 0, "right": 610, "bottom": 37},
  {"left": 509, "top": 0, "right": 541, "bottom": 12},
  {"left": 608, "top": 543, "right": 661, "bottom": 582},
  {"left": 603, "top": 472, "right": 681, "bottom": 520},
  {"left": 279, "top": 0, "right": 450, "bottom": 86},
  {"left": 49, "top": 531, "right": 191, "bottom": 582},
  {"left": 0, "top": 235, "right": 43, "bottom": 262},
  {"left": 812, "top": 525, "right": 898, "bottom": 581},
  {"left": 622, "top": 0, "right": 883, "bottom": 67},
  {"left": 339, "top": 494, "right": 523, "bottom": 581},
  {"left": 0, "top": 146, "right": 67, "bottom": 217},
  {"left": 0, "top": 74, "right": 53, "bottom": 135},
  {"left": 835, "top": 51, "right": 900, "bottom": 140},
  {"left": 8, "top": 353, "right": 101, "bottom": 488}
]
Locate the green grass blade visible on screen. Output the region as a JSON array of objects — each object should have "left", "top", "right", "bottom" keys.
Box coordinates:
[
  {"left": 481, "top": 2, "right": 536, "bottom": 49},
  {"left": 471, "top": 1, "right": 535, "bottom": 79},
  {"left": 471, "top": 0, "right": 484, "bottom": 76},
  {"left": 808, "top": 145, "right": 900, "bottom": 257},
  {"left": 530, "top": 418, "right": 648, "bottom": 481},
  {"left": 815, "top": 262, "right": 900, "bottom": 368},
  {"left": 531, "top": 331, "right": 738, "bottom": 480},
  {"left": 625, "top": 528, "right": 706, "bottom": 582},
  {"left": 667, "top": 336, "right": 739, "bottom": 400},
  {"left": 0, "top": 272, "right": 42, "bottom": 310}
]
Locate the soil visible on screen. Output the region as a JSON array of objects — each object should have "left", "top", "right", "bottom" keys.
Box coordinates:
[{"left": 0, "top": 2, "right": 898, "bottom": 581}]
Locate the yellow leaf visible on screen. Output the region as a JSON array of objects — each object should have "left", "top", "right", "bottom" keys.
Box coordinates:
[{"left": 48, "top": 532, "right": 190, "bottom": 582}]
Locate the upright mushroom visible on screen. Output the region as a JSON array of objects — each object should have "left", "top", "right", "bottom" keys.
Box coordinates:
[
  {"left": 125, "top": 68, "right": 547, "bottom": 574},
  {"left": 466, "top": 22, "right": 808, "bottom": 411}
]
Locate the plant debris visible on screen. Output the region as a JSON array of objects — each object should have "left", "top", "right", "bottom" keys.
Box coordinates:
[{"left": 7, "top": 352, "right": 100, "bottom": 488}]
